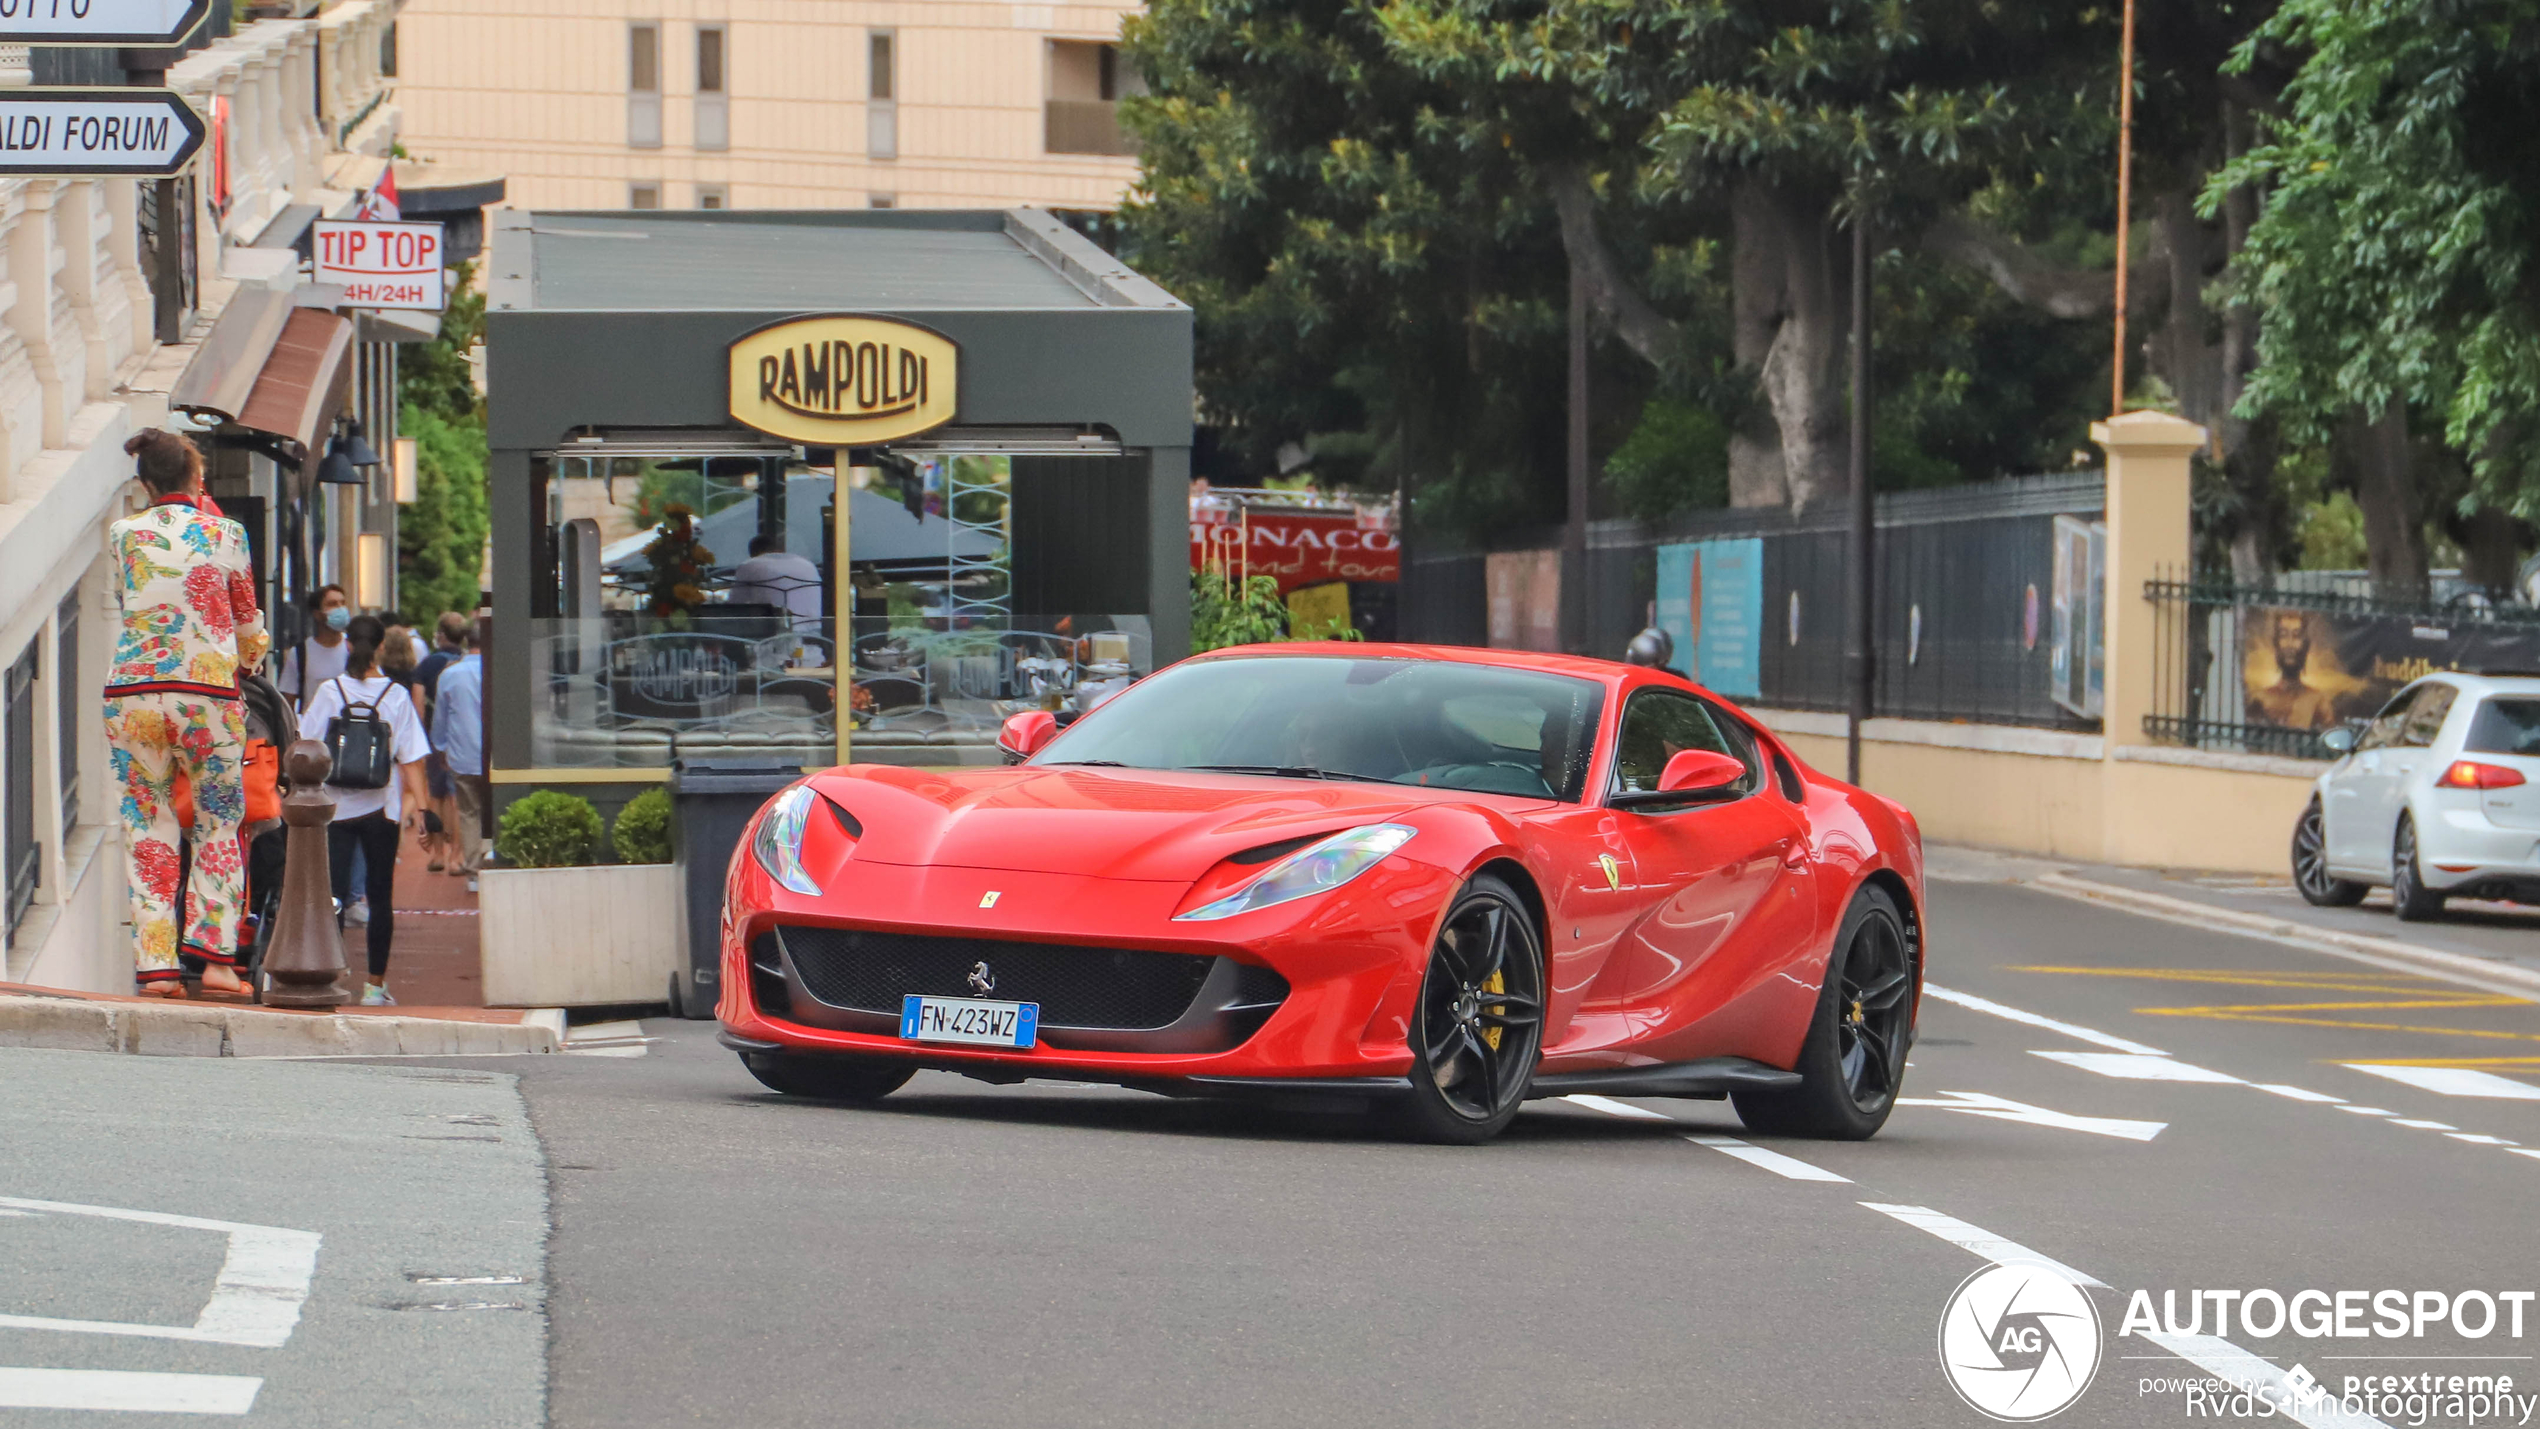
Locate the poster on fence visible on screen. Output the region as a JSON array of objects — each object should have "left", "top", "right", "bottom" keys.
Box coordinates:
[
  {"left": 1485, "top": 549, "right": 1562, "bottom": 651},
  {"left": 1654, "top": 537, "right": 1763, "bottom": 698},
  {"left": 2239, "top": 607, "right": 2540, "bottom": 733}
]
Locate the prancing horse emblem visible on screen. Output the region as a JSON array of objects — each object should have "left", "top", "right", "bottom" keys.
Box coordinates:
[
  {"left": 968, "top": 961, "right": 995, "bottom": 995},
  {"left": 1597, "top": 854, "right": 1622, "bottom": 891}
]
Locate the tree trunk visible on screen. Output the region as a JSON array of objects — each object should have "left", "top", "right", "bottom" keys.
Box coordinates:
[
  {"left": 2336, "top": 404, "right": 2428, "bottom": 601},
  {"left": 1730, "top": 179, "right": 1847, "bottom": 514}
]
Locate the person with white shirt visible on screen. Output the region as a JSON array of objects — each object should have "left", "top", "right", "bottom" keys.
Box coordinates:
[
  {"left": 727, "top": 534, "right": 825, "bottom": 633},
  {"left": 276, "top": 584, "right": 353, "bottom": 707},
  {"left": 297, "top": 614, "right": 432, "bottom": 1005}
]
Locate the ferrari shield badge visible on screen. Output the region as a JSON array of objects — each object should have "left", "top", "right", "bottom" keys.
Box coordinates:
[{"left": 1597, "top": 855, "right": 1621, "bottom": 891}]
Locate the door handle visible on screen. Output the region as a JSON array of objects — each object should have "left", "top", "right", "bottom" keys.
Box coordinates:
[{"left": 1781, "top": 841, "right": 1810, "bottom": 870}]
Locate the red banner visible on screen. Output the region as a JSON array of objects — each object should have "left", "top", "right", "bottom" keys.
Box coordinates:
[{"left": 1190, "top": 514, "right": 1400, "bottom": 592}]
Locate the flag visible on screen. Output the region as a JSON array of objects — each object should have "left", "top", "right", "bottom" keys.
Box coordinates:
[{"left": 354, "top": 165, "right": 400, "bottom": 221}]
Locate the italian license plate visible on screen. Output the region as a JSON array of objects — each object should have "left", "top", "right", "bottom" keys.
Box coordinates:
[{"left": 899, "top": 995, "right": 1039, "bottom": 1048}]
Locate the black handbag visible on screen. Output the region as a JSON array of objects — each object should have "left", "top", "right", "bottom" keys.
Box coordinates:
[{"left": 323, "top": 677, "right": 395, "bottom": 790}]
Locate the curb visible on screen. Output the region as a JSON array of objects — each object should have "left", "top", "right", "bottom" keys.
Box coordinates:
[
  {"left": 2027, "top": 872, "right": 2540, "bottom": 1002},
  {"left": 0, "top": 993, "right": 564, "bottom": 1058}
]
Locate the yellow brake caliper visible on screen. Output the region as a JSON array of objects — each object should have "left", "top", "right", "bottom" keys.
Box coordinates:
[{"left": 1480, "top": 970, "right": 1506, "bottom": 1051}]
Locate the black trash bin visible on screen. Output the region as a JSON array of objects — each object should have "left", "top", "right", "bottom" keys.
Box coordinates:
[{"left": 668, "top": 761, "right": 802, "bottom": 1020}]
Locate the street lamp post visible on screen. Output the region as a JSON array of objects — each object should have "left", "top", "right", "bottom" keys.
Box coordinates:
[{"left": 1845, "top": 210, "right": 1875, "bottom": 786}]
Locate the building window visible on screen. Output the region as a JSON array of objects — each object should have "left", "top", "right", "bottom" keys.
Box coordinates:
[
  {"left": 629, "top": 182, "right": 662, "bottom": 210},
  {"left": 380, "top": 20, "right": 398, "bottom": 77},
  {"left": 695, "top": 25, "right": 728, "bottom": 151},
  {"left": 867, "top": 30, "right": 896, "bottom": 161},
  {"left": 4, "top": 640, "right": 36, "bottom": 944},
  {"left": 695, "top": 184, "right": 727, "bottom": 209},
  {"left": 629, "top": 23, "right": 662, "bottom": 148},
  {"left": 1046, "top": 41, "right": 1142, "bottom": 156},
  {"left": 868, "top": 193, "right": 895, "bottom": 209},
  {"left": 54, "top": 591, "right": 76, "bottom": 832}
]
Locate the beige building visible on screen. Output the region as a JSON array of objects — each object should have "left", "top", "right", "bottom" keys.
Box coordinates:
[{"left": 395, "top": 0, "right": 1144, "bottom": 212}]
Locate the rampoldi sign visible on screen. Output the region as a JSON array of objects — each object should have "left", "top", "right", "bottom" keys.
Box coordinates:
[{"left": 727, "top": 315, "right": 957, "bottom": 447}]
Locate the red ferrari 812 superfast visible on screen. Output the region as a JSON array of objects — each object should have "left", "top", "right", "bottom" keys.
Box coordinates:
[{"left": 717, "top": 644, "right": 1924, "bottom": 1144}]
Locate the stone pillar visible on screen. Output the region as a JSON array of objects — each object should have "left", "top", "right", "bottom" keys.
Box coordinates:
[
  {"left": 262, "top": 740, "right": 352, "bottom": 1007},
  {"left": 2091, "top": 409, "right": 2208, "bottom": 751}
]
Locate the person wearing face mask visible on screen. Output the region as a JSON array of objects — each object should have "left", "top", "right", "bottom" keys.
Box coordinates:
[{"left": 277, "top": 584, "right": 352, "bottom": 710}]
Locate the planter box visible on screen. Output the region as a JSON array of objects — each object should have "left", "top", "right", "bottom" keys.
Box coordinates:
[{"left": 479, "top": 864, "right": 682, "bottom": 1008}]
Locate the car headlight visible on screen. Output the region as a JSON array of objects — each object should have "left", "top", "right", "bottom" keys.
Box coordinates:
[
  {"left": 1175, "top": 823, "right": 1416, "bottom": 922},
  {"left": 750, "top": 785, "right": 823, "bottom": 896}
]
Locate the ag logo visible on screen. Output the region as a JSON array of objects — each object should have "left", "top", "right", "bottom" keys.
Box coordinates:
[{"left": 1937, "top": 1261, "right": 2101, "bottom": 1421}]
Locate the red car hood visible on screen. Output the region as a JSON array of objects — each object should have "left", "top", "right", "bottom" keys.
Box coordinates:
[{"left": 807, "top": 764, "right": 1550, "bottom": 881}]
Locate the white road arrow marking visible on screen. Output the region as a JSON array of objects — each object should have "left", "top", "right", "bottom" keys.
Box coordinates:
[
  {"left": 1921, "top": 983, "right": 2167, "bottom": 1054},
  {"left": 0, "top": 1197, "right": 320, "bottom": 1348},
  {"left": 1896, "top": 1089, "right": 2167, "bottom": 1141}
]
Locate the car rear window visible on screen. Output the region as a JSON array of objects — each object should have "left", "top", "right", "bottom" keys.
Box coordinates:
[{"left": 2466, "top": 698, "right": 2540, "bottom": 756}]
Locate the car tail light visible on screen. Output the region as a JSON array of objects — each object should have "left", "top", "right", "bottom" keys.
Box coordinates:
[{"left": 2438, "top": 761, "right": 2527, "bottom": 790}]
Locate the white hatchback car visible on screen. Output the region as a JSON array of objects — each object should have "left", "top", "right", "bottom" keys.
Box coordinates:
[{"left": 2295, "top": 672, "right": 2540, "bottom": 919}]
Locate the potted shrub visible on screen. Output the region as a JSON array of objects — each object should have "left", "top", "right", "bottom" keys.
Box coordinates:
[{"left": 478, "top": 788, "right": 683, "bottom": 1007}]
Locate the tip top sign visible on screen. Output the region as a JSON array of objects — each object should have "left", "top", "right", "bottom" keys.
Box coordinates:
[{"left": 312, "top": 220, "right": 448, "bottom": 312}]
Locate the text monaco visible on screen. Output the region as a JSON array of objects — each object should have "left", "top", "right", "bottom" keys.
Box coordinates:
[
  {"left": 2121, "top": 1288, "right": 2538, "bottom": 1340},
  {"left": 0, "top": 114, "right": 173, "bottom": 153}
]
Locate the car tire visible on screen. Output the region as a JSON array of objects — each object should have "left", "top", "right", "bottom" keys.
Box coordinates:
[
  {"left": 1391, "top": 873, "right": 1545, "bottom": 1146},
  {"left": 741, "top": 1053, "right": 915, "bottom": 1102},
  {"left": 1732, "top": 884, "right": 1914, "bottom": 1141},
  {"left": 2292, "top": 799, "right": 2368, "bottom": 907},
  {"left": 2392, "top": 814, "right": 2448, "bottom": 922}
]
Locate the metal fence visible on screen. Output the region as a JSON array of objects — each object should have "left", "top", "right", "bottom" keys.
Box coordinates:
[
  {"left": 2146, "top": 574, "right": 2540, "bottom": 758},
  {"left": 1400, "top": 471, "right": 2106, "bottom": 729}
]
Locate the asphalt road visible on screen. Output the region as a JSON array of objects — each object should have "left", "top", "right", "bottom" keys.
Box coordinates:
[{"left": 7, "top": 873, "right": 2538, "bottom": 1427}]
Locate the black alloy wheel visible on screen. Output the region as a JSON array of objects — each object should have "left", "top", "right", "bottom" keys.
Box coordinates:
[
  {"left": 2292, "top": 799, "right": 2368, "bottom": 907},
  {"left": 1733, "top": 885, "right": 1914, "bottom": 1140},
  {"left": 2391, "top": 814, "right": 2448, "bottom": 922},
  {"left": 1395, "top": 874, "right": 1545, "bottom": 1145},
  {"left": 741, "top": 1053, "right": 915, "bottom": 1102}
]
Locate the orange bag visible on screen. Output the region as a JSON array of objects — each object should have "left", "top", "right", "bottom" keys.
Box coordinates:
[{"left": 170, "top": 740, "right": 280, "bottom": 831}]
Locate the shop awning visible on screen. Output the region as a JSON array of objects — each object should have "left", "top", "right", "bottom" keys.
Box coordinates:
[
  {"left": 169, "top": 292, "right": 355, "bottom": 461},
  {"left": 235, "top": 308, "right": 355, "bottom": 457}
]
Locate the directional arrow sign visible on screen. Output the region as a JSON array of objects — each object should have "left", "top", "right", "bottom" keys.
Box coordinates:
[
  {"left": 1895, "top": 1089, "right": 2168, "bottom": 1141},
  {"left": 3, "top": 0, "right": 210, "bottom": 47},
  {"left": 0, "top": 89, "right": 204, "bottom": 179}
]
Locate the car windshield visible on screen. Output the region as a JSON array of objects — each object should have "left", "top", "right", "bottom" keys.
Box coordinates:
[
  {"left": 1033, "top": 656, "right": 1606, "bottom": 801},
  {"left": 2466, "top": 697, "right": 2540, "bottom": 757}
]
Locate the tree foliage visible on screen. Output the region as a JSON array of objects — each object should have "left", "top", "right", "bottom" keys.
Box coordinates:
[
  {"left": 396, "top": 261, "right": 489, "bottom": 629},
  {"left": 2216, "top": 0, "right": 2540, "bottom": 511}
]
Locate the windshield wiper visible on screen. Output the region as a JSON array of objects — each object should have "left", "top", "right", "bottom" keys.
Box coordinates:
[
  {"left": 1043, "top": 759, "right": 1129, "bottom": 767},
  {"left": 1182, "top": 763, "right": 1392, "bottom": 784}
]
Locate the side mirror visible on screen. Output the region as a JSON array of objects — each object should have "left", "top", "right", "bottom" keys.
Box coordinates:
[
  {"left": 1658, "top": 748, "right": 1747, "bottom": 793},
  {"left": 998, "top": 710, "right": 1058, "bottom": 763},
  {"left": 2320, "top": 725, "right": 2358, "bottom": 755},
  {"left": 1610, "top": 749, "right": 1747, "bottom": 808}
]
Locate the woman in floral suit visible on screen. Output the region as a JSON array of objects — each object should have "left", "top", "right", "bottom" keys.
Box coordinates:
[{"left": 103, "top": 429, "right": 269, "bottom": 997}]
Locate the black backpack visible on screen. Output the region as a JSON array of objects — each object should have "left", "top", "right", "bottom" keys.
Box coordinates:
[{"left": 323, "top": 677, "right": 395, "bottom": 790}]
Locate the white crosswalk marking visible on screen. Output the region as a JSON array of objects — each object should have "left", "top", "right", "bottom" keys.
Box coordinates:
[
  {"left": 2343, "top": 1065, "right": 2540, "bottom": 1100},
  {"left": 0, "top": 1368, "right": 261, "bottom": 1415},
  {"left": 1684, "top": 1134, "right": 1851, "bottom": 1182},
  {"left": 2031, "top": 1051, "right": 2243, "bottom": 1083}
]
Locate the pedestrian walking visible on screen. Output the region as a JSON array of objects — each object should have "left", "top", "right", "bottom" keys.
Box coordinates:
[
  {"left": 103, "top": 429, "right": 267, "bottom": 998},
  {"left": 429, "top": 623, "right": 488, "bottom": 890},
  {"left": 276, "top": 584, "right": 351, "bottom": 708},
  {"left": 298, "top": 615, "right": 431, "bottom": 1005},
  {"left": 413, "top": 612, "right": 468, "bottom": 873}
]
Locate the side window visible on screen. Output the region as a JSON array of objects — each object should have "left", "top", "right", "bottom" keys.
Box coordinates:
[
  {"left": 1610, "top": 690, "right": 1761, "bottom": 801},
  {"left": 2356, "top": 687, "right": 2420, "bottom": 752},
  {"left": 2399, "top": 683, "right": 2457, "bottom": 747}
]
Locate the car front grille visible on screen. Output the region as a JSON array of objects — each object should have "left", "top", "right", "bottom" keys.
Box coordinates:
[{"left": 771, "top": 926, "right": 1223, "bottom": 1030}]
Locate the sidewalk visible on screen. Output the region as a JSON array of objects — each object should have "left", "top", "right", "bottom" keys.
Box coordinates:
[{"left": 1928, "top": 844, "right": 2540, "bottom": 996}]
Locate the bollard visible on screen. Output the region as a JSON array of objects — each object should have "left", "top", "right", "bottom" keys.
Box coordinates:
[{"left": 260, "top": 739, "right": 352, "bottom": 1008}]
